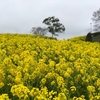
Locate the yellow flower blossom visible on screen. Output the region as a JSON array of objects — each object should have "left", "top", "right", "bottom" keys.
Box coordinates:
[
  {"left": 87, "top": 85, "right": 95, "bottom": 93},
  {"left": 11, "top": 84, "right": 30, "bottom": 99},
  {"left": 70, "top": 86, "right": 76, "bottom": 93},
  {"left": 0, "top": 94, "right": 11, "bottom": 100},
  {"left": 40, "top": 78, "right": 46, "bottom": 85},
  {"left": 96, "top": 78, "right": 100, "bottom": 87},
  {"left": 0, "top": 82, "right": 4, "bottom": 88}
]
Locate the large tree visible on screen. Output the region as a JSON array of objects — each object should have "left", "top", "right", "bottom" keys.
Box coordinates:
[
  {"left": 30, "top": 27, "right": 48, "bottom": 35},
  {"left": 43, "top": 16, "right": 65, "bottom": 37},
  {"left": 92, "top": 8, "right": 100, "bottom": 32}
]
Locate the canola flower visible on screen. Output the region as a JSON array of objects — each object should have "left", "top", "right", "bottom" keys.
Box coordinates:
[
  {"left": 0, "top": 34, "right": 100, "bottom": 99},
  {"left": 11, "top": 84, "right": 30, "bottom": 99},
  {"left": 0, "top": 94, "right": 11, "bottom": 100}
]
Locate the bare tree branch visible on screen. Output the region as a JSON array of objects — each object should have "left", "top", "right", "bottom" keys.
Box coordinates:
[
  {"left": 30, "top": 27, "right": 48, "bottom": 35},
  {"left": 92, "top": 8, "right": 100, "bottom": 32}
]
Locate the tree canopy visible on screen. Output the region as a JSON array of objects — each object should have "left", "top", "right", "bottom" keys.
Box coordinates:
[{"left": 43, "top": 16, "right": 65, "bottom": 37}]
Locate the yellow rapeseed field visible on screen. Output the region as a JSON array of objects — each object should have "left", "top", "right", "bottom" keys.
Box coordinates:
[{"left": 0, "top": 34, "right": 100, "bottom": 100}]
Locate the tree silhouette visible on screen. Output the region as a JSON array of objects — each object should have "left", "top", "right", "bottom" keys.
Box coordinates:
[
  {"left": 43, "top": 16, "right": 65, "bottom": 37},
  {"left": 30, "top": 27, "right": 48, "bottom": 35}
]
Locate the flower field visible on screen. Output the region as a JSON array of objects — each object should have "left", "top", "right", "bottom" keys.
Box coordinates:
[{"left": 0, "top": 34, "right": 100, "bottom": 100}]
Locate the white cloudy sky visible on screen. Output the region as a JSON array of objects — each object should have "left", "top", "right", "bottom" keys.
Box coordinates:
[{"left": 0, "top": 0, "right": 100, "bottom": 39}]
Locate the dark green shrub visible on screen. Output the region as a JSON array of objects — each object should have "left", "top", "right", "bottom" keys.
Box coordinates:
[
  {"left": 91, "top": 32, "right": 100, "bottom": 36},
  {"left": 85, "top": 32, "right": 92, "bottom": 42},
  {"left": 91, "top": 32, "right": 100, "bottom": 42}
]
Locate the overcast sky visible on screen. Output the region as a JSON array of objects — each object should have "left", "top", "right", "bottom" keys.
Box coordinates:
[{"left": 0, "top": 0, "right": 100, "bottom": 39}]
